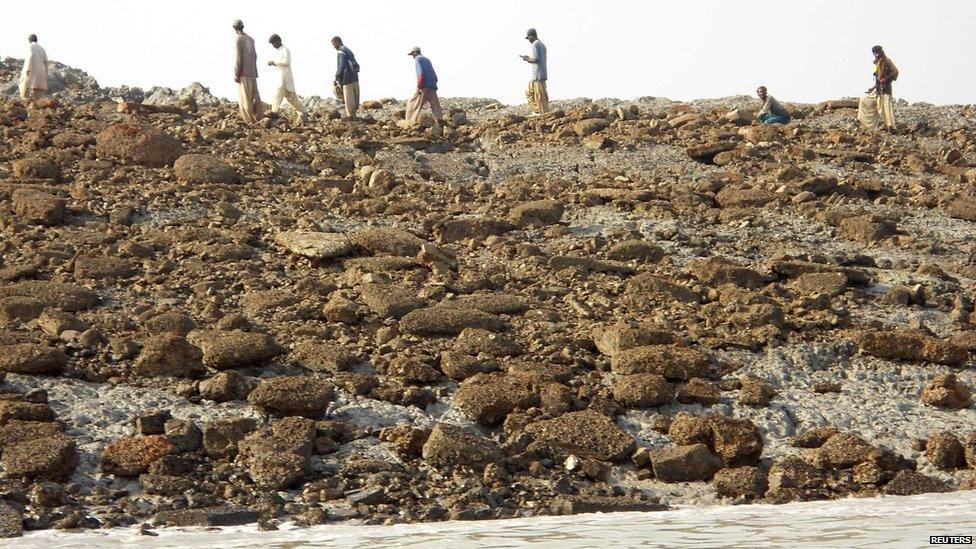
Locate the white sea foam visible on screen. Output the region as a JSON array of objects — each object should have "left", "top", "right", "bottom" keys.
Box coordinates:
[{"left": 11, "top": 491, "right": 976, "bottom": 549}]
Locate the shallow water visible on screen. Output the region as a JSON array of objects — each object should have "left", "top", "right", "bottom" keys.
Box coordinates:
[{"left": 12, "top": 491, "right": 976, "bottom": 549}]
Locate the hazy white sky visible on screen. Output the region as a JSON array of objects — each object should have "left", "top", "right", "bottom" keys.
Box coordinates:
[{"left": 0, "top": 0, "right": 969, "bottom": 105}]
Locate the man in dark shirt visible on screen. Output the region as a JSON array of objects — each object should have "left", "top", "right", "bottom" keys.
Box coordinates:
[{"left": 332, "top": 36, "right": 359, "bottom": 119}]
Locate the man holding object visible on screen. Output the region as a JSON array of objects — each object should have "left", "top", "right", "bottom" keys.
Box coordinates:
[
  {"left": 520, "top": 28, "right": 548, "bottom": 114},
  {"left": 405, "top": 47, "right": 443, "bottom": 122}
]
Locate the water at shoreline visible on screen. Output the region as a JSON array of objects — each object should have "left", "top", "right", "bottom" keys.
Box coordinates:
[{"left": 11, "top": 491, "right": 976, "bottom": 549}]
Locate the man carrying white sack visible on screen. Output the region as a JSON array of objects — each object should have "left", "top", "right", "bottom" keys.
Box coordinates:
[
  {"left": 20, "top": 34, "right": 49, "bottom": 101},
  {"left": 267, "top": 34, "right": 305, "bottom": 123},
  {"left": 405, "top": 47, "right": 443, "bottom": 122}
]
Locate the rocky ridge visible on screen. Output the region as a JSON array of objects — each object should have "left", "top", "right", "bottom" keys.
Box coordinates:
[{"left": 0, "top": 59, "right": 974, "bottom": 536}]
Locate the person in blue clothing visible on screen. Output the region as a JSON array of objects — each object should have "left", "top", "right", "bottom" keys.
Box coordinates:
[
  {"left": 755, "top": 86, "right": 791, "bottom": 125},
  {"left": 331, "top": 36, "right": 359, "bottom": 118},
  {"left": 405, "top": 47, "right": 443, "bottom": 122}
]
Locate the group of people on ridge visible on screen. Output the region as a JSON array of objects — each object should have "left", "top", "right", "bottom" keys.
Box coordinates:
[
  {"left": 229, "top": 20, "right": 550, "bottom": 125},
  {"left": 15, "top": 28, "right": 897, "bottom": 132}
]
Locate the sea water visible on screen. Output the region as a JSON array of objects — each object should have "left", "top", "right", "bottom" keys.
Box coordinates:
[{"left": 12, "top": 491, "right": 976, "bottom": 549}]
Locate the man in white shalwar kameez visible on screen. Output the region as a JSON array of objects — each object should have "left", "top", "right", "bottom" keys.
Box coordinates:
[
  {"left": 267, "top": 34, "right": 304, "bottom": 122},
  {"left": 20, "top": 35, "right": 49, "bottom": 101}
]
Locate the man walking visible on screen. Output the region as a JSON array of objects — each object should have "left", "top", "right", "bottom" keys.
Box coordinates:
[
  {"left": 405, "top": 47, "right": 443, "bottom": 122},
  {"left": 858, "top": 45, "right": 899, "bottom": 130},
  {"left": 332, "top": 36, "right": 360, "bottom": 119},
  {"left": 520, "top": 28, "right": 548, "bottom": 114},
  {"left": 234, "top": 19, "right": 262, "bottom": 124},
  {"left": 19, "top": 34, "right": 49, "bottom": 101},
  {"left": 755, "top": 86, "right": 791, "bottom": 125},
  {"left": 267, "top": 34, "right": 304, "bottom": 122}
]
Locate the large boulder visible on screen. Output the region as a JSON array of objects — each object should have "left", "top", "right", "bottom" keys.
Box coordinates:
[
  {"left": 714, "top": 466, "right": 768, "bottom": 498},
  {"left": 101, "top": 435, "right": 176, "bottom": 476},
  {"left": 947, "top": 198, "right": 976, "bottom": 222},
  {"left": 0, "top": 344, "right": 67, "bottom": 375},
  {"left": 508, "top": 200, "right": 564, "bottom": 228},
  {"left": 686, "top": 257, "right": 766, "bottom": 289},
  {"left": 0, "top": 281, "right": 97, "bottom": 311},
  {"left": 884, "top": 470, "right": 951, "bottom": 496},
  {"left": 274, "top": 231, "right": 353, "bottom": 260},
  {"left": 421, "top": 423, "right": 503, "bottom": 469},
  {"left": 454, "top": 328, "right": 522, "bottom": 357},
  {"left": 611, "top": 374, "right": 673, "bottom": 407},
  {"left": 359, "top": 284, "right": 426, "bottom": 319},
  {"left": 202, "top": 418, "right": 257, "bottom": 459},
  {"left": 709, "top": 415, "right": 764, "bottom": 466},
  {"left": 592, "top": 322, "right": 673, "bottom": 357},
  {"left": 173, "top": 154, "right": 240, "bottom": 184},
  {"left": 290, "top": 341, "right": 356, "bottom": 373},
  {"left": 237, "top": 417, "right": 315, "bottom": 489},
  {"left": 767, "top": 456, "right": 824, "bottom": 490},
  {"left": 96, "top": 124, "right": 183, "bottom": 167},
  {"left": 350, "top": 228, "right": 429, "bottom": 256},
  {"left": 610, "top": 345, "right": 709, "bottom": 379},
  {"left": 453, "top": 373, "right": 538, "bottom": 426},
  {"left": 854, "top": 330, "right": 968, "bottom": 366},
  {"left": 0, "top": 420, "right": 62, "bottom": 450},
  {"left": 400, "top": 307, "right": 506, "bottom": 336},
  {"left": 524, "top": 410, "right": 635, "bottom": 462},
  {"left": 1, "top": 436, "right": 78, "bottom": 481},
  {"left": 605, "top": 240, "right": 665, "bottom": 263},
  {"left": 715, "top": 187, "right": 776, "bottom": 209},
  {"left": 0, "top": 501, "right": 22, "bottom": 538},
  {"left": 668, "top": 412, "right": 713, "bottom": 446},
  {"left": 838, "top": 215, "right": 896, "bottom": 243},
  {"left": 12, "top": 157, "right": 61, "bottom": 180},
  {"left": 815, "top": 432, "right": 879, "bottom": 469},
  {"left": 247, "top": 376, "right": 335, "bottom": 417},
  {"left": 924, "top": 432, "right": 966, "bottom": 471},
  {"left": 73, "top": 256, "right": 138, "bottom": 281},
  {"left": 650, "top": 444, "right": 722, "bottom": 482},
  {"left": 144, "top": 311, "right": 197, "bottom": 336},
  {"left": 0, "top": 402, "right": 55, "bottom": 426},
  {"left": 188, "top": 330, "right": 282, "bottom": 370},
  {"left": 624, "top": 274, "right": 700, "bottom": 305},
  {"left": 0, "top": 296, "right": 44, "bottom": 325},
  {"left": 11, "top": 189, "right": 65, "bottom": 226},
  {"left": 921, "top": 373, "right": 972, "bottom": 409},
  {"left": 676, "top": 378, "right": 722, "bottom": 406},
  {"left": 199, "top": 371, "right": 256, "bottom": 402},
  {"left": 441, "top": 293, "right": 531, "bottom": 315},
  {"left": 133, "top": 335, "right": 205, "bottom": 378}
]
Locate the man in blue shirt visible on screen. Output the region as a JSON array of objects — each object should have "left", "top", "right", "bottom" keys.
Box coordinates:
[
  {"left": 331, "top": 36, "right": 359, "bottom": 119},
  {"left": 405, "top": 47, "right": 443, "bottom": 122},
  {"left": 520, "top": 28, "right": 548, "bottom": 114}
]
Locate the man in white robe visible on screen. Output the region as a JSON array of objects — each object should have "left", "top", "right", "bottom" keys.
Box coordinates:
[
  {"left": 20, "top": 34, "right": 49, "bottom": 101},
  {"left": 267, "top": 34, "right": 304, "bottom": 122}
]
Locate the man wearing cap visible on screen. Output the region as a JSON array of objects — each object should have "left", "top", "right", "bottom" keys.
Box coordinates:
[
  {"left": 233, "top": 20, "right": 263, "bottom": 124},
  {"left": 405, "top": 47, "right": 443, "bottom": 122},
  {"left": 520, "top": 28, "right": 548, "bottom": 114},
  {"left": 332, "top": 36, "right": 360, "bottom": 119},
  {"left": 267, "top": 34, "right": 304, "bottom": 122},
  {"left": 19, "top": 34, "right": 49, "bottom": 101},
  {"left": 755, "top": 86, "right": 790, "bottom": 125},
  {"left": 860, "top": 45, "right": 899, "bottom": 130}
]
